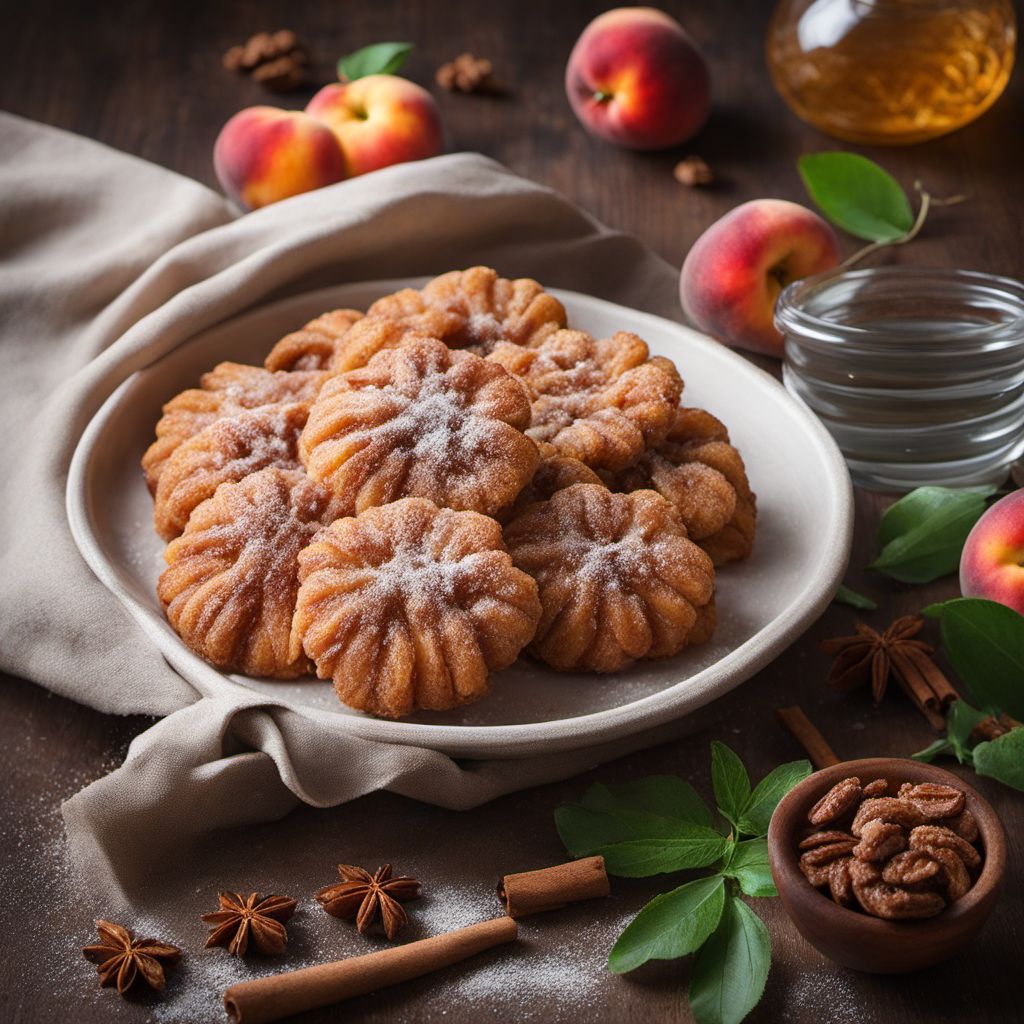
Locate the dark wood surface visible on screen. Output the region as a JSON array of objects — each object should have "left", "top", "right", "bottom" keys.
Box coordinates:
[{"left": 2, "top": 1, "right": 1022, "bottom": 1022}]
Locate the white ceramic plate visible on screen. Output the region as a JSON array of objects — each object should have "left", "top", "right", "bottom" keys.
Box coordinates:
[{"left": 67, "top": 280, "right": 853, "bottom": 757}]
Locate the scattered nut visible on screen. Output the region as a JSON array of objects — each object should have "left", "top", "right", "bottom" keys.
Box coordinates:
[
  {"left": 853, "top": 819, "right": 907, "bottom": 862},
  {"left": 436, "top": 53, "right": 502, "bottom": 95},
  {"left": 673, "top": 155, "right": 713, "bottom": 187},
  {"left": 222, "top": 29, "right": 308, "bottom": 92},
  {"left": 808, "top": 777, "right": 862, "bottom": 826}
]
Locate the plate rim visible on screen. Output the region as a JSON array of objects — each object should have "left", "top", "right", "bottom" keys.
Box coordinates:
[{"left": 66, "top": 280, "right": 854, "bottom": 757}]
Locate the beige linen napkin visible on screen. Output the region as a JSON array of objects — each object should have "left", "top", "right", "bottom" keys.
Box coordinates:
[{"left": 0, "top": 112, "right": 686, "bottom": 906}]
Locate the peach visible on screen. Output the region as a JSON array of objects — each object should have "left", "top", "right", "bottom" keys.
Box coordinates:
[
  {"left": 213, "top": 107, "right": 346, "bottom": 210},
  {"left": 305, "top": 74, "right": 443, "bottom": 178},
  {"left": 565, "top": 7, "right": 710, "bottom": 150},
  {"left": 680, "top": 199, "right": 841, "bottom": 358},
  {"left": 960, "top": 490, "right": 1024, "bottom": 615}
]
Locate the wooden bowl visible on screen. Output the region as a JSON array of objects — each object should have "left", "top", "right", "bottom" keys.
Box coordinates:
[{"left": 767, "top": 757, "right": 1006, "bottom": 973}]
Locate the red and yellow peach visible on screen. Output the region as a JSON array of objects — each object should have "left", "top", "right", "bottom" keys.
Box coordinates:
[
  {"left": 960, "top": 490, "right": 1024, "bottom": 615},
  {"left": 306, "top": 74, "right": 443, "bottom": 178},
  {"left": 565, "top": 7, "right": 710, "bottom": 150},
  {"left": 680, "top": 199, "right": 841, "bottom": 358},
  {"left": 213, "top": 107, "right": 346, "bottom": 210}
]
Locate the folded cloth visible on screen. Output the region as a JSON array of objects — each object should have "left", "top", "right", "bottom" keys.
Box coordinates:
[{"left": 0, "top": 112, "right": 683, "bottom": 907}]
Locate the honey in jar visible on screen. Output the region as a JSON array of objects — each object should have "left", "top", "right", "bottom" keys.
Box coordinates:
[{"left": 766, "top": 0, "right": 1016, "bottom": 144}]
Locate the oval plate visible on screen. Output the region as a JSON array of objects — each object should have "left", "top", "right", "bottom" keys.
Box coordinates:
[{"left": 67, "top": 281, "right": 853, "bottom": 758}]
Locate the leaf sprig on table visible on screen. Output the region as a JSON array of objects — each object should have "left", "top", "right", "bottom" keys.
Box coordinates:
[{"left": 555, "top": 744, "right": 811, "bottom": 1024}]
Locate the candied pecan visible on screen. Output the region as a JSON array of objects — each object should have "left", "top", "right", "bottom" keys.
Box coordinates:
[
  {"left": 808, "top": 777, "right": 862, "bottom": 826},
  {"left": 882, "top": 850, "right": 941, "bottom": 887},
  {"left": 927, "top": 847, "right": 972, "bottom": 902},
  {"left": 909, "top": 825, "right": 982, "bottom": 870},
  {"left": 898, "top": 783, "right": 914, "bottom": 798},
  {"left": 902, "top": 783, "right": 966, "bottom": 820},
  {"left": 799, "top": 833, "right": 858, "bottom": 887},
  {"left": 827, "top": 857, "right": 856, "bottom": 908},
  {"left": 862, "top": 778, "right": 889, "bottom": 798},
  {"left": 946, "top": 809, "right": 980, "bottom": 843},
  {"left": 851, "top": 876, "right": 946, "bottom": 920},
  {"left": 851, "top": 797, "right": 925, "bottom": 836},
  {"left": 852, "top": 819, "right": 907, "bottom": 863}
]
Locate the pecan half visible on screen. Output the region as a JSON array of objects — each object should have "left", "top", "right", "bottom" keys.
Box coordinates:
[
  {"left": 909, "top": 825, "right": 982, "bottom": 870},
  {"left": 799, "top": 832, "right": 858, "bottom": 887},
  {"left": 882, "top": 850, "right": 941, "bottom": 887},
  {"left": 862, "top": 778, "right": 889, "bottom": 798},
  {"left": 902, "top": 783, "right": 966, "bottom": 820},
  {"left": 808, "top": 777, "right": 862, "bottom": 826},
  {"left": 851, "top": 797, "right": 925, "bottom": 836},
  {"left": 828, "top": 857, "right": 856, "bottom": 907},
  {"left": 852, "top": 819, "right": 907, "bottom": 862},
  {"left": 851, "top": 877, "right": 946, "bottom": 920},
  {"left": 898, "top": 783, "right": 914, "bottom": 798},
  {"left": 946, "top": 809, "right": 979, "bottom": 843},
  {"left": 928, "top": 847, "right": 972, "bottom": 902}
]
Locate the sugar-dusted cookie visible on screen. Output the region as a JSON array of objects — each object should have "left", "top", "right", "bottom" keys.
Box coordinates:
[
  {"left": 299, "top": 337, "right": 539, "bottom": 517},
  {"left": 488, "top": 329, "right": 682, "bottom": 471},
  {"left": 158, "top": 467, "right": 342, "bottom": 678},
  {"left": 153, "top": 402, "right": 308, "bottom": 541},
  {"left": 602, "top": 407, "right": 756, "bottom": 564},
  {"left": 504, "top": 483, "right": 715, "bottom": 672},
  {"left": 290, "top": 497, "right": 541, "bottom": 718},
  {"left": 142, "top": 362, "right": 325, "bottom": 493},
  {"left": 264, "top": 308, "right": 364, "bottom": 372}
]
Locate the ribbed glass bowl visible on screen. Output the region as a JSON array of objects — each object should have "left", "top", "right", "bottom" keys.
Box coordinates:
[{"left": 777, "top": 266, "right": 1024, "bottom": 490}]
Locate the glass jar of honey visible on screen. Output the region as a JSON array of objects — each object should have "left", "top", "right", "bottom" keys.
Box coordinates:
[{"left": 766, "top": 0, "right": 1016, "bottom": 144}]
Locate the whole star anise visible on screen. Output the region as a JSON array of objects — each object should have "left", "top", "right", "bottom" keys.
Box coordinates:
[
  {"left": 201, "top": 892, "right": 297, "bottom": 957},
  {"left": 82, "top": 919, "right": 181, "bottom": 994},
  {"left": 316, "top": 864, "right": 422, "bottom": 940},
  {"left": 820, "top": 614, "right": 959, "bottom": 729}
]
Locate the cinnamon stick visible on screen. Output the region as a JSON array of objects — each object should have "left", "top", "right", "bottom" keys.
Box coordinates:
[
  {"left": 223, "top": 917, "right": 517, "bottom": 1024},
  {"left": 887, "top": 649, "right": 947, "bottom": 731},
  {"left": 776, "top": 706, "right": 841, "bottom": 768},
  {"left": 498, "top": 856, "right": 610, "bottom": 918}
]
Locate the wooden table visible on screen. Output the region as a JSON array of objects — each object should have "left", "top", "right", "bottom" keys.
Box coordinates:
[{"left": 2, "top": 1, "right": 1021, "bottom": 1021}]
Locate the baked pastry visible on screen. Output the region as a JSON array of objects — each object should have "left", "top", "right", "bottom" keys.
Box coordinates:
[
  {"left": 142, "top": 363, "right": 324, "bottom": 493},
  {"left": 264, "top": 308, "right": 363, "bottom": 372},
  {"left": 158, "top": 467, "right": 342, "bottom": 678},
  {"left": 504, "top": 483, "right": 715, "bottom": 672},
  {"left": 324, "top": 266, "right": 568, "bottom": 373},
  {"left": 153, "top": 402, "right": 308, "bottom": 541},
  {"left": 290, "top": 497, "right": 542, "bottom": 718},
  {"left": 495, "top": 441, "right": 603, "bottom": 523},
  {"left": 299, "top": 337, "right": 539, "bottom": 518},
  {"left": 488, "top": 329, "right": 682, "bottom": 471},
  {"left": 601, "top": 407, "right": 756, "bottom": 564}
]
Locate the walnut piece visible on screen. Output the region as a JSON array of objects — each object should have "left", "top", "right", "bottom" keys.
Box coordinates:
[
  {"left": 436, "top": 53, "right": 502, "bottom": 94},
  {"left": 673, "top": 156, "right": 713, "bottom": 187},
  {"left": 222, "top": 30, "right": 308, "bottom": 92}
]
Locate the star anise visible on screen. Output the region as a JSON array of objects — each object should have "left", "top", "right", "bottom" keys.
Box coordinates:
[
  {"left": 821, "top": 616, "right": 934, "bottom": 702},
  {"left": 316, "top": 864, "right": 422, "bottom": 940},
  {"left": 82, "top": 919, "right": 181, "bottom": 994},
  {"left": 201, "top": 892, "right": 297, "bottom": 957}
]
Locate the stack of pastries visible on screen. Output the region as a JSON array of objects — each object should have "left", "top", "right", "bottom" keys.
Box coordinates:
[{"left": 143, "top": 267, "right": 755, "bottom": 719}]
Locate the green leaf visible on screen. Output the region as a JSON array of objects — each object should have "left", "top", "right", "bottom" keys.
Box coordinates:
[
  {"left": 555, "top": 776, "right": 715, "bottom": 857},
  {"left": 338, "top": 41, "right": 413, "bottom": 82},
  {"left": 833, "top": 584, "right": 878, "bottom": 611},
  {"left": 721, "top": 838, "right": 776, "bottom": 897},
  {"left": 690, "top": 895, "right": 772, "bottom": 1024},
  {"left": 737, "top": 760, "right": 812, "bottom": 837},
  {"left": 911, "top": 738, "right": 952, "bottom": 764},
  {"left": 946, "top": 699, "right": 989, "bottom": 761},
  {"left": 798, "top": 152, "right": 914, "bottom": 242},
  {"left": 973, "top": 728, "right": 1024, "bottom": 791},
  {"left": 870, "top": 486, "right": 996, "bottom": 583},
  {"left": 924, "top": 599, "right": 1024, "bottom": 720},
  {"left": 595, "top": 829, "right": 731, "bottom": 877},
  {"left": 608, "top": 876, "right": 726, "bottom": 974},
  {"left": 711, "top": 742, "right": 751, "bottom": 828}
]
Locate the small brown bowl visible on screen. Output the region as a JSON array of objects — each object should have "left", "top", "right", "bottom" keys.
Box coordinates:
[{"left": 767, "top": 757, "right": 1006, "bottom": 973}]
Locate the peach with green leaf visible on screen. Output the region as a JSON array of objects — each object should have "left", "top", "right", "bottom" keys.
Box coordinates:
[{"left": 960, "top": 490, "right": 1024, "bottom": 615}]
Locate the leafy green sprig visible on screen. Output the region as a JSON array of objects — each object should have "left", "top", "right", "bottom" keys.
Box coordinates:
[
  {"left": 338, "top": 41, "right": 413, "bottom": 82},
  {"left": 555, "top": 744, "right": 811, "bottom": 1024}
]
